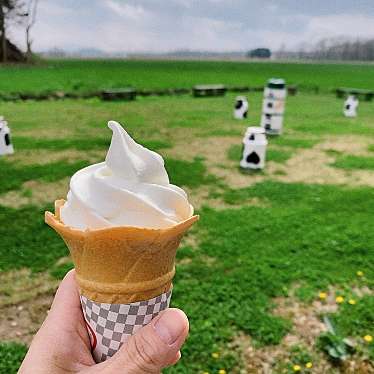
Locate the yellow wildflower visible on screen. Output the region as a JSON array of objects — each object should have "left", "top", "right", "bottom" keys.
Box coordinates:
[
  {"left": 306, "top": 362, "right": 313, "bottom": 369},
  {"left": 348, "top": 299, "right": 356, "bottom": 305},
  {"left": 293, "top": 364, "right": 301, "bottom": 372},
  {"left": 364, "top": 335, "right": 373, "bottom": 343},
  {"left": 356, "top": 270, "right": 364, "bottom": 277},
  {"left": 319, "top": 292, "right": 327, "bottom": 300},
  {"left": 335, "top": 296, "right": 344, "bottom": 304},
  {"left": 211, "top": 352, "right": 220, "bottom": 359},
  {"left": 218, "top": 370, "right": 226, "bottom": 374}
]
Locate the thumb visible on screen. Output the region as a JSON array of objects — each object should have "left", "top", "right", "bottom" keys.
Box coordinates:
[{"left": 101, "top": 308, "right": 189, "bottom": 373}]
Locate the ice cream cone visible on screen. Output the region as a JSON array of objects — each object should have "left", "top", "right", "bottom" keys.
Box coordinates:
[
  {"left": 45, "top": 199, "right": 198, "bottom": 362},
  {"left": 46, "top": 200, "right": 198, "bottom": 304}
]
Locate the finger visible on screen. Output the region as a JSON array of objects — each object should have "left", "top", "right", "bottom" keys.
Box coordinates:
[
  {"left": 49, "top": 269, "right": 81, "bottom": 316},
  {"left": 46, "top": 269, "right": 92, "bottom": 345},
  {"left": 166, "top": 350, "right": 181, "bottom": 367},
  {"left": 100, "top": 308, "right": 189, "bottom": 373},
  {"left": 19, "top": 270, "right": 95, "bottom": 372}
]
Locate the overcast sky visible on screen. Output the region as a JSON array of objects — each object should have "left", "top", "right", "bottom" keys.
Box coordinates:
[{"left": 9, "top": 0, "right": 374, "bottom": 53}]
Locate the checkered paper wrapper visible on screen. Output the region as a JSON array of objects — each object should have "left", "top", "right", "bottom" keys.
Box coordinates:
[
  {"left": 81, "top": 290, "right": 172, "bottom": 362},
  {"left": 45, "top": 200, "right": 198, "bottom": 362}
]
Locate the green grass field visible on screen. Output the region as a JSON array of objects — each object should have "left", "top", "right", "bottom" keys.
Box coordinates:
[
  {"left": 1, "top": 59, "right": 374, "bottom": 94},
  {"left": 0, "top": 60, "right": 373, "bottom": 373}
]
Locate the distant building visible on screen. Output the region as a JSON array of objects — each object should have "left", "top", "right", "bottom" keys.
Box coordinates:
[{"left": 247, "top": 48, "right": 271, "bottom": 59}]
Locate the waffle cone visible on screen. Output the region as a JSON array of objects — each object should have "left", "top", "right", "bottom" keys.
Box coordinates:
[{"left": 45, "top": 200, "right": 198, "bottom": 304}]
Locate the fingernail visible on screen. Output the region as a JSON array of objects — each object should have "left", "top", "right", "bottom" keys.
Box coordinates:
[{"left": 154, "top": 309, "right": 186, "bottom": 345}]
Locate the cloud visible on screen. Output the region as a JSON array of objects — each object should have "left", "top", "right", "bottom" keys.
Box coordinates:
[
  {"left": 7, "top": 0, "right": 374, "bottom": 53},
  {"left": 305, "top": 13, "right": 374, "bottom": 42},
  {"left": 105, "top": 0, "right": 146, "bottom": 20}
]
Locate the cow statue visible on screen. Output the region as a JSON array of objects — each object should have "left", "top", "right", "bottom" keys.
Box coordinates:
[
  {"left": 0, "top": 117, "right": 14, "bottom": 156},
  {"left": 344, "top": 95, "right": 359, "bottom": 118},
  {"left": 240, "top": 126, "right": 268, "bottom": 170},
  {"left": 233, "top": 96, "right": 249, "bottom": 119}
]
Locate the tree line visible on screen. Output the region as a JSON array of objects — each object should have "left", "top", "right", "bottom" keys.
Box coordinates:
[{"left": 275, "top": 38, "right": 374, "bottom": 62}]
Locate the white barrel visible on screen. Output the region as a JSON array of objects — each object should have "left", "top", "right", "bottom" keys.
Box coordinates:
[
  {"left": 262, "top": 97, "right": 285, "bottom": 115},
  {"left": 264, "top": 78, "right": 287, "bottom": 100},
  {"left": 260, "top": 114, "right": 284, "bottom": 135}
]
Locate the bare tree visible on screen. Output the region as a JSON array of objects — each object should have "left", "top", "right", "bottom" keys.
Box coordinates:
[
  {"left": 0, "top": 0, "right": 14, "bottom": 62},
  {"left": 0, "top": 0, "right": 26, "bottom": 62},
  {"left": 25, "top": 0, "right": 37, "bottom": 61}
]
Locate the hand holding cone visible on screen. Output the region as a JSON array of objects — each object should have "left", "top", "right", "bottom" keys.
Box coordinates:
[{"left": 46, "top": 200, "right": 198, "bottom": 361}]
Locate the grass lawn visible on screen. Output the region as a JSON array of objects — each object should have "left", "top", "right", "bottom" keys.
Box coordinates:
[
  {"left": 0, "top": 88, "right": 373, "bottom": 373},
  {"left": 1, "top": 59, "right": 374, "bottom": 95}
]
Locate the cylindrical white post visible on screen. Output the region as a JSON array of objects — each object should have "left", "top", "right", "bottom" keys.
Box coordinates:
[{"left": 260, "top": 79, "right": 287, "bottom": 135}]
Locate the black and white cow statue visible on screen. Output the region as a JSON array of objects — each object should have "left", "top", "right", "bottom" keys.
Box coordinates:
[
  {"left": 233, "top": 96, "right": 249, "bottom": 119},
  {"left": 240, "top": 126, "right": 267, "bottom": 170},
  {"left": 0, "top": 117, "right": 14, "bottom": 156},
  {"left": 260, "top": 78, "right": 287, "bottom": 135},
  {"left": 344, "top": 95, "right": 359, "bottom": 118}
]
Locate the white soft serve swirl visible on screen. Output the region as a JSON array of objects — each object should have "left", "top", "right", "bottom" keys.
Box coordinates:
[{"left": 60, "top": 121, "right": 193, "bottom": 230}]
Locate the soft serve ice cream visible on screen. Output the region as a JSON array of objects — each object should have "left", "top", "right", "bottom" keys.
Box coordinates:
[{"left": 60, "top": 121, "right": 193, "bottom": 230}]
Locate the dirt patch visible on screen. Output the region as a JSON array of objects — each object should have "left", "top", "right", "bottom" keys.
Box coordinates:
[
  {"left": 8, "top": 148, "right": 105, "bottom": 166},
  {"left": 165, "top": 136, "right": 240, "bottom": 163},
  {"left": 230, "top": 332, "right": 371, "bottom": 374},
  {"left": 261, "top": 136, "right": 374, "bottom": 187},
  {"left": 274, "top": 146, "right": 374, "bottom": 187},
  {"left": 231, "top": 285, "right": 374, "bottom": 373},
  {"left": 208, "top": 196, "right": 271, "bottom": 210},
  {"left": 19, "top": 127, "right": 77, "bottom": 139},
  {"left": 319, "top": 135, "right": 373, "bottom": 156},
  {"left": 212, "top": 162, "right": 289, "bottom": 189},
  {"left": 273, "top": 297, "right": 335, "bottom": 348},
  {"left": 0, "top": 269, "right": 57, "bottom": 345},
  {"left": 165, "top": 135, "right": 267, "bottom": 189},
  {"left": 185, "top": 185, "right": 213, "bottom": 210},
  {"left": 0, "top": 178, "right": 70, "bottom": 208},
  {"left": 0, "top": 294, "right": 53, "bottom": 345},
  {"left": 0, "top": 268, "right": 58, "bottom": 308},
  {"left": 176, "top": 257, "right": 193, "bottom": 265},
  {"left": 186, "top": 184, "right": 270, "bottom": 211},
  {"left": 267, "top": 135, "right": 374, "bottom": 187},
  {"left": 169, "top": 134, "right": 374, "bottom": 188},
  {"left": 181, "top": 231, "right": 199, "bottom": 249},
  {"left": 200, "top": 255, "right": 217, "bottom": 266}
]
